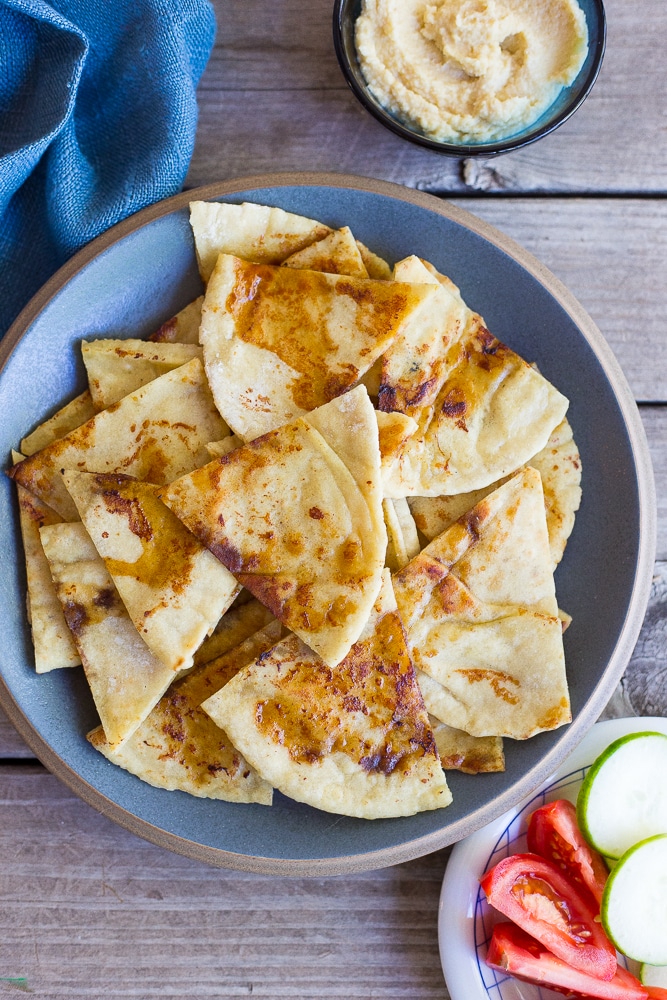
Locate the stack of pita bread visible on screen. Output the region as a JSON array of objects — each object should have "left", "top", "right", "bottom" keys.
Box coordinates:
[{"left": 7, "top": 198, "right": 581, "bottom": 820}]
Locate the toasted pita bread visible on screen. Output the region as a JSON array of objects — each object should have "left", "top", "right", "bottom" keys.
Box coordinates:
[
  {"left": 409, "top": 418, "right": 581, "bottom": 569},
  {"left": 393, "top": 468, "right": 570, "bottom": 739},
  {"left": 8, "top": 358, "right": 228, "bottom": 521},
  {"left": 87, "top": 622, "right": 281, "bottom": 803},
  {"left": 383, "top": 498, "right": 420, "bottom": 572},
  {"left": 40, "top": 523, "right": 182, "bottom": 748},
  {"left": 379, "top": 256, "right": 468, "bottom": 417},
  {"left": 199, "top": 254, "right": 437, "bottom": 440},
  {"left": 189, "top": 200, "right": 331, "bottom": 282},
  {"left": 148, "top": 296, "right": 204, "bottom": 344},
  {"left": 82, "top": 339, "right": 203, "bottom": 411},
  {"left": 160, "top": 385, "right": 386, "bottom": 667},
  {"left": 356, "top": 241, "right": 392, "bottom": 280},
  {"left": 62, "top": 471, "right": 240, "bottom": 673},
  {"left": 194, "top": 599, "right": 276, "bottom": 666},
  {"left": 380, "top": 257, "right": 569, "bottom": 497},
  {"left": 20, "top": 391, "right": 96, "bottom": 456},
  {"left": 376, "top": 409, "right": 418, "bottom": 481},
  {"left": 430, "top": 716, "right": 505, "bottom": 773},
  {"left": 201, "top": 573, "right": 451, "bottom": 819},
  {"left": 12, "top": 451, "right": 80, "bottom": 672},
  {"left": 206, "top": 436, "right": 242, "bottom": 460},
  {"left": 282, "top": 227, "right": 368, "bottom": 277}
]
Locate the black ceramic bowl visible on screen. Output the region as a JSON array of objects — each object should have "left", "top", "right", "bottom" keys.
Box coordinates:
[{"left": 333, "top": 0, "right": 606, "bottom": 157}]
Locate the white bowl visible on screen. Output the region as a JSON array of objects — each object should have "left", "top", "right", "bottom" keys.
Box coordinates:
[{"left": 438, "top": 716, "right": 667, "bottom": 1000}]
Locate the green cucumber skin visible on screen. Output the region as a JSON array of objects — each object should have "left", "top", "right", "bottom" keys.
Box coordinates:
[
  {"left": 601, "top": 833, "right": 667, "bottom": 965},
  {"left": 640, "top": 963, "right": 667, "bottom": 986},
  {"left": 576, "top": 731, "right": 667, "bottom": 858}
]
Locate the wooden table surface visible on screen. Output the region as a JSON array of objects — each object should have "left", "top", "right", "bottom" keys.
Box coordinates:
[{"left": 2, "top": 1, "right": 666, "bottom": 996}]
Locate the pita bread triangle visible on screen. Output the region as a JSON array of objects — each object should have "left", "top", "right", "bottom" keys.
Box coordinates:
[
  {"left": 87, "top": 621, "right": 282, "bottom": 803},
  {"left": 430, "top": 716, "right": 505, "bottom": 774},
  {"left": 380, "top": 257, "right": 569, "bottom": 497},
  {"left": 160, "top": 385, "right": 386, "bottom": 667},
  {"left": 189, "top": 200, "right": 332, "bottom": 282},
  {"left": 7, "top": 357, "right": 228, "bottom": 521},
  {"left": 12, "top": 450, "right": 80, "bottom": 673},
  {"left": 199, "top": 253, "right": 437, "bottom": 441},
  {"left": 61, "top": 470, "right": 240, "bottom": 673},
  {"left": 200, "top": 572, "right": 451, "bottom": 819},
  {"left": 81, "top": 339, "right": 202, "bottom": 410},
  {"left": 409, "top": 418, "right": 582, "bottom": 570},
  {"left": 21, "top": 390, "right": 96, "bottom": 456},
  {"left": 39, "top": 522, "right": 185, "bottom": 748},
  {"left": 148, "top": 295, "right": 203, "bottom": 344},
  {"left": 281, "top": 226, "right": 368, "bottom": 277},
  {"left": 392, "top": 467, "right": 571, "bottom": 740}
]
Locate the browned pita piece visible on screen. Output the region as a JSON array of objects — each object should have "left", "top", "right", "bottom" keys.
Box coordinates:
[
  {"left": 81, "top": 339, "right": 203, "bottom": 411},
  {"left": 160, "top": 385, "right": 386, "bottom": 667},
  {"left": 199, "top": 254, "right": 437, "bottom": 441},
  {"left": 281, "top": 226, "right": 368, "bottom": 277},
  {"left": 201, "top": 573, "right": 451, "bottom": 819},
  {"left": 189, "top": 200, "right": 332, "bottom": 282},
  {"left": 393, "top": 468, "right": 570, "bottom": 740},
  {"left": 383, "top": 498, "right": 420, "bottom": 572},
  {"left": 356, "top": 241, "right": 392, "bottom": 279},
  {"left": 379, "top": 256, "right": 469, "bottom": 418},
  {"left": 380, "top": 257, "right": 569, "bottom": 497},
  {"left": 40, "top": 522, "right": 184, "bottom": 748},
  {"left": 148, "top": 296, "right": 204, "bottom": 344},
  {"left": 7, "top": 357, "right": 228, "bottom": 522},
  {"left": 193, "top": 598, "right": 276, "bottom": 666},
  {"left": 62, "top": 471, "right": 240, "bottom": 673},
  {"left": 430, "top": 717, "right": 505, "bottom": 774},
  {"left": 409, "top": 418, "right": 582, "bottom": 570},
  {"left": 20, "top": 391, "right": 96, "bottom": 456},
  {"left": 88, "top": 622, "right": 281, "bottom": 803},
  {"left": 12, "top": 451, "right": 80, "bottom": 672}
]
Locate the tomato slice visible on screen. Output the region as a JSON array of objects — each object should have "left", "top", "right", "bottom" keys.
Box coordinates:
[
  {"left": 528, "top": 798, "right": 609, "bottom": 905},
  {"left": 480, "top": 853, "right": 617, "bottom": 981},
  {"left": 486, "top": 922, "right": 648, "bottom": 1000},
  {"left": 645, "top": 990, "right": 667, "bottom": 999}
]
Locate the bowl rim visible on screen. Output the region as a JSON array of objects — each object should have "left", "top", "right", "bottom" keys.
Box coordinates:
[
  {"left": 332, "top": 0, "right": 607, "bottom": 157},
  {"left": 0, "top": 171, "right": 655, "bottom": 876}
]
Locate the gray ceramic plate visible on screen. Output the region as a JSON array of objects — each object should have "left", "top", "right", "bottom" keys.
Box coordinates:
[{"left": 0, "top": 173, "right": 656, "bottom": 876}]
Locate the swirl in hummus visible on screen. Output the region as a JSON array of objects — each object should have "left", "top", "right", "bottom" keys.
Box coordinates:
[{"left": 355, "top": 0, "right": 589, "bottom": 143}]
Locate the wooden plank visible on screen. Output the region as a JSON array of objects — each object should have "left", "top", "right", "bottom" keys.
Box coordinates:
[
  {"left": 448, "top": 199, "right": 667, "bottom": 403},
  {"left": 0, "top": 706, "right": 32, "bottom": 759},
  {"left": 0, "top": 768, "right": 450, "bottom": 998},
  {"left": 187, "top": 0, "right": 667, "bottom": 194}
]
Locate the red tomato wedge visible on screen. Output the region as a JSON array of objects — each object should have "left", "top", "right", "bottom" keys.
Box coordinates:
[
  {"left": 480, "top": 853, "right": 617, "bottom": 981},
  {"left": 486, "top": 922, "right": 648, "bottom": 1000},
  {"left": 645, "top": 991, "right": 667, "bottom": 999},
  {"left": 528, "top": 799, "right": 608, "bottom": 905}
]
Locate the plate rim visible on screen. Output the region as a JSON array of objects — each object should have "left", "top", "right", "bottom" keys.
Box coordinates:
[
  {"left": 438, "top": 716, "right": 667, "bottom": 1000},
  {"left": 0, "top": 172, "right": 657, "bottom": 875}
]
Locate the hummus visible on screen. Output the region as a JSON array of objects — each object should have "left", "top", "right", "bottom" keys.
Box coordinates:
[{"left": 355, "top": 0, "right": 589, "bottom": 143}]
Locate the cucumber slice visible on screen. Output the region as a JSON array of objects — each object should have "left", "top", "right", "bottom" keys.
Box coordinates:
[
  {"left": 641, "top": 962, "right": 667, "bottom": 986},
  {"left": 577, "top": 731, "right": 667, "bottom": 858},
  {"left": 601, "top": 834, "right": 667, "bottom": 965}
]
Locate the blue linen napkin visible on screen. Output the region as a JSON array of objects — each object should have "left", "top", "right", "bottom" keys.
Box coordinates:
[{"left": 0, "top": 0, "right": 216, "bottom": 337}]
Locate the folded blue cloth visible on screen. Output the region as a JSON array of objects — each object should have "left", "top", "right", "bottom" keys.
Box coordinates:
[{"left": 0, "top": 0, "right": 216, "bottom": 337}]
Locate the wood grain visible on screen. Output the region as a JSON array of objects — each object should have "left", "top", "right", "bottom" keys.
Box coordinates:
[
  {"left": 448, "top": 200, "right": 667, "bottom": 403},
  {"left": 0, "top": 766, "right": 451, "bottom": 999},
  {"left": 187, "top": 0, "right": 667, "bottom": 195}
]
